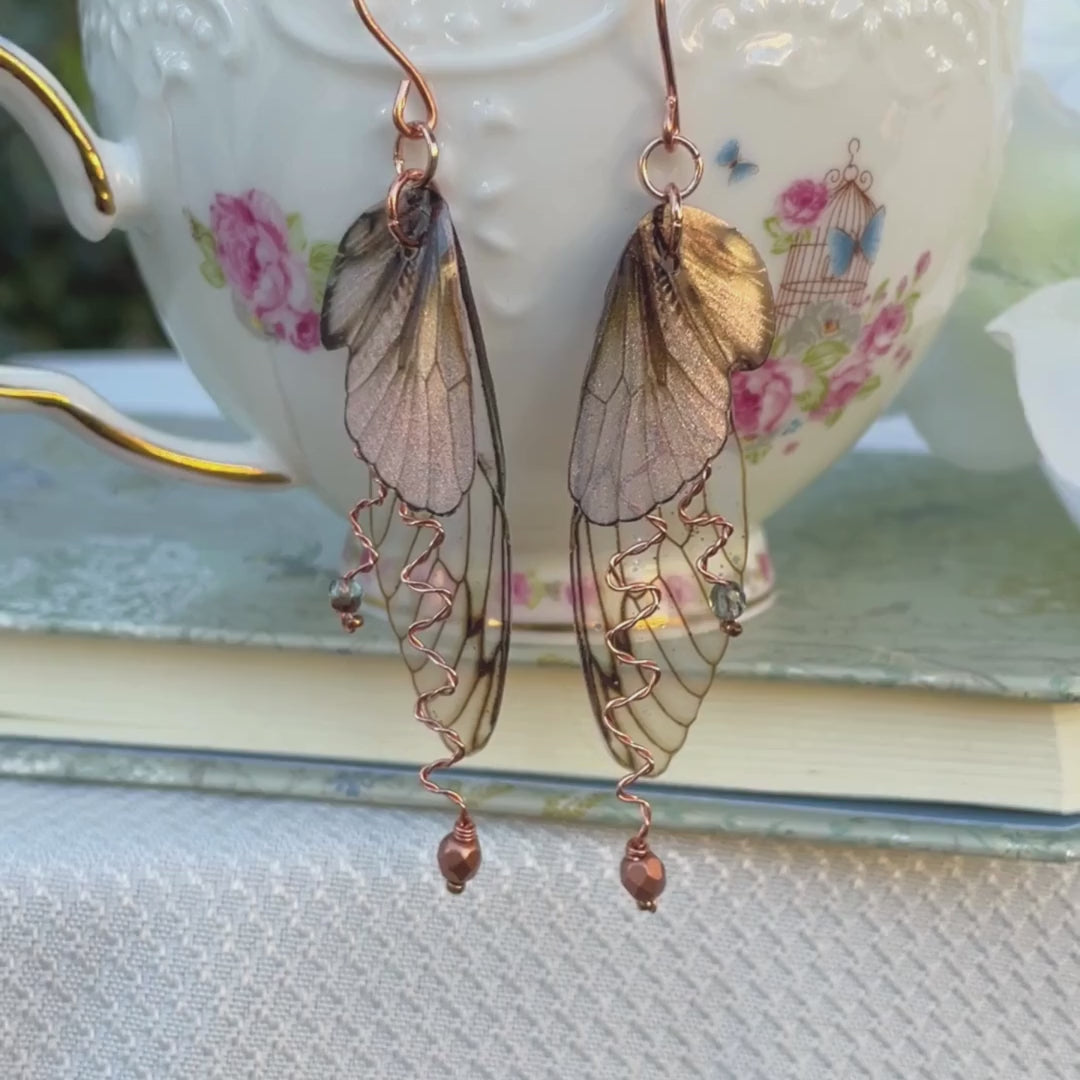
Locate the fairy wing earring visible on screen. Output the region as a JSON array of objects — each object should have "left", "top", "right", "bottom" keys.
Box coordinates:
[
  {"left": 568, "top": 0, "right": 775, "bottom": 911},
  {"left": 322, "top": 1, "right": 511, "bottom": 895}
]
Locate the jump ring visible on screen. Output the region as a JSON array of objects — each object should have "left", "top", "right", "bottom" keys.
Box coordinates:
[
  {"left": 387, "top": 168, "right": 427, "bottom": 249},
  {"left": 393, "top": 123, "right": 439, "bottom": 188},
  {"left": 638, "top": 134, "right": 704, "bottom": 202},
  {"left": 663, "top": 182, "right": 683, "bottom": 253}
]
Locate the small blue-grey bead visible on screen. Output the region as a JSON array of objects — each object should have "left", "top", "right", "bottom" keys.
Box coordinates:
[
  {"left": 710, "top": 580, "right": 746, "bottom": 622},
  {"left": 329, "top": 576, "right": 364, "bottom": 614}
]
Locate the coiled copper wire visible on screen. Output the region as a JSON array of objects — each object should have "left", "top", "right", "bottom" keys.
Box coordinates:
[
  {"left": 397, "top": 503, "right": 470, "bottom": 816},
  {"left": 338, "top": 473, "right": 388, "bottom": 633},
  {"left": 601, "top": 513, "right": 668, "bottom": 845}
]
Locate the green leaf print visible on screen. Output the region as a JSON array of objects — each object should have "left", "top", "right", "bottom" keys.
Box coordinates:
[
  {"left": 187, "top": 212, "right": 217, "bottom": 260},
  {"left": 308, "top": 242, "right": 338, "bottom": 311},
  {"left": 187, "top": 211, "right": 225, "bottom": 289},
  {"left": 287, "top": 212, "right": 307, "bottom": 254},
  {"left": 794, "top": 373, "right": 829, "bottom": 413},
  {"left": 855, "top": 374, "right": 882, "bottom": 400},
  {"left": 199, "top": 259, "right": 226, "bottom": 288},
  {"left": 802, "top": 339, "right": 850, "bottom": 372}
]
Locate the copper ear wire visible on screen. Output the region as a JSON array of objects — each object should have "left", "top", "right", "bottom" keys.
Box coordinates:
[
  {"left": 637, "top": 0, "right": 703, "bottom": 255},
  {"left": 654, "top": 0, "right": 680, "bottom": 148},
  {"left": 352, "top": 0, "right": 440, "bottom": 248},
  {"left": 352, "top": 0, "right": 438, "bottom": 136}
]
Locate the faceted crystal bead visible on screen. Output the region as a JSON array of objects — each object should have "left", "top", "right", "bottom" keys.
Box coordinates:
[
  {"left": 710, "top": 580, "right": 746, "bottom": 622},
  {"left": 329, "top": 576, "right": 364, "bottom": 615}
]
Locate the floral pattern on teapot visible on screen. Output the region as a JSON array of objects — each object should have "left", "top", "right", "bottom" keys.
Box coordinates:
[
  {"left": 185, "top": 191, "right": 335, "bottom": 353},
  {"left": 188, "top": 143, "right": 932, "bottom": 466},
  {"left": 732, "top": 141, "right": 932, "bottom": 463}
]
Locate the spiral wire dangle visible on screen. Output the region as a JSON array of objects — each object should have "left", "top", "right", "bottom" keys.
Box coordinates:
[
  {"left": 600, "top": 515, "right": 671, "bottom": 910},
  {"left": 678, "top": 465, "right": 742, "bottom": 637},
  {"left": 332, "top": 471, "right": 388, "bottom": 633},
  {"left": 601, "top": 516, "right": 668, "bottom": 841},
  {"left": 396, "top": 504, "right": 471, "bottom": 813}
]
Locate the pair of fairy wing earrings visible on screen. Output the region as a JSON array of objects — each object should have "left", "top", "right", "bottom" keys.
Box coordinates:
[{"left": 323, "top": 0, "right": 775, "bottom": 910}]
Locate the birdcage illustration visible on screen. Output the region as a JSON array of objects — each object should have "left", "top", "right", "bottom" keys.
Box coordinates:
[{"left": 774, "top": 139, "right": 883, "bottom": 331}]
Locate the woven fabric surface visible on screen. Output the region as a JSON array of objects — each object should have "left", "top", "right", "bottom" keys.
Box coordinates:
[{"left": 1, "top": 778, "right": 1077, "bottom": 1080}]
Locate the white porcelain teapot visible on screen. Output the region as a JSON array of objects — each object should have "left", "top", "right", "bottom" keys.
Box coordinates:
[{"left": 0, "top": 0, "right": 1022, "bottom": 625}]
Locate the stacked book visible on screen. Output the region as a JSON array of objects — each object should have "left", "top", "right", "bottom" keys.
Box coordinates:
[{"left": 1, "top": 410, "right": 1078, "bottom": 812}]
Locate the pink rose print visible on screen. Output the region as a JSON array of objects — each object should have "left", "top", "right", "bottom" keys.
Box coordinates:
[
  {"left": 201, "top": 190, "right": 322, "bottom": 353},
  {"left": 290, "top": 310, "right": 321, "bottom": 352},
  {"left": 776, "top": 179, "right": 829, "bottom": 229},
  {"left": 510, "top": 572, "right": 532, "bottom": 607},
  {"left": 733, "top": 357, "right": 804, "bottom": 439},
  {"left": 212, "top": 191, "right": 295, "bottom": 308},
  {"left": 857, "top": 302, "right": 906, "bottom": 358},
  {"left": 812, "top": 356, "right": 873, "bottom": 418},
  {"left": 565, "top": 577, "right": 598, "bottom": 610},
  {"left": 741, "top": 154, "right": 934, "bottom": 461}
]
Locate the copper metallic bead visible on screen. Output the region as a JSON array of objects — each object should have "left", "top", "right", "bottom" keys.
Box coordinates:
[
  {"left": 620, "top": 843, "right": 666, "bottom": 912},
  {"left": 437, "top": 813, "right": 482, "bottom": 895}
]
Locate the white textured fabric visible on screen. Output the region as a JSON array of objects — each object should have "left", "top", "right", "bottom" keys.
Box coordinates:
[{"left": 1, "top": 779, "right": 1079, "bottom": 1079}]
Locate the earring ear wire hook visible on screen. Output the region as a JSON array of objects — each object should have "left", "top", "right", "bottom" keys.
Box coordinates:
[
  {"left": 654, "top": 0, "right": 680, "bottom": 148},
  {"left": 352, "top": 0, "right": 438, "bottom": 138}
]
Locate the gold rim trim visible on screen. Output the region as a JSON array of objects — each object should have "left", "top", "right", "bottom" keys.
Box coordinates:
[
  {"left": 0, "top": 46, "right": 114, "bottom": 216},
  {"left": 0, "top": 386, "right": 291, "bottom": 485}
]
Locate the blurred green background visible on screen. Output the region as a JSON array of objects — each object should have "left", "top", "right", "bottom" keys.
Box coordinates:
[{"left": 0, "top": 1, "right": 162, "bottom": 356}]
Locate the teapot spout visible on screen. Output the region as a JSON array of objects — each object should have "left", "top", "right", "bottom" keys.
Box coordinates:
[{"left": 0, "top": 37, "right": 142, "bottom": 240}]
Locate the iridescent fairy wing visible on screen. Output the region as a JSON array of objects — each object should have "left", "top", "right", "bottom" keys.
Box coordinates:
[
  {"left": 322, "top": 187, "right": 475, "bottom": 517},
  {"left": 568, "top": 202, "right": 772, "bottom": 773},
  {"left": 322, "top": 187, "right": 510, "bottom": 753},
  {"left": 571, "top": 448, "right": 749, "bottom": 774},
  {"left": 569, "top": 204, "right": 774, "bottom": 526}
]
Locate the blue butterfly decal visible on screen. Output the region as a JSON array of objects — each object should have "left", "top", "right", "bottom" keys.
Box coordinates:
[
  {"left": 826, "top": 207, "right": 885, "bottom": 277},
  {"left": 716, "top": 138, "right": 759, "bottom": 184}
]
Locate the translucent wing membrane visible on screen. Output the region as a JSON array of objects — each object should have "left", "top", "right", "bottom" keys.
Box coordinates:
[
  {"left": 323, "top": 186, "right": 510, "bottom": 756},
  {"left": 322, "top": 187, "right": 477, "bottom": 518},
  {"left": 569, "top": 204, "right": 774, "bottom": 526},
  {"left": 362, "top": 459, "right": 510, "bottom": 754},
  {"left": 571, "top": 447, "right": 750, "bottom": 774},
  {"left": 569, "top": 203, "right": 772, "bottom": 778}
]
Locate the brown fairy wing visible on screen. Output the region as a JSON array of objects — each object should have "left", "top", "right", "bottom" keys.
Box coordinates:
[
  {"left": 321, "top": 186, "right": 476, "bottom": 517},
  {"left": 571, "top": 438, "right": 750, "bottom": 774},
  {"left": 569, "top": 204, "right": 774, "bottom": 526},
  {"left": 324, "top": 186, "right": 511, "bottom": 754}
]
